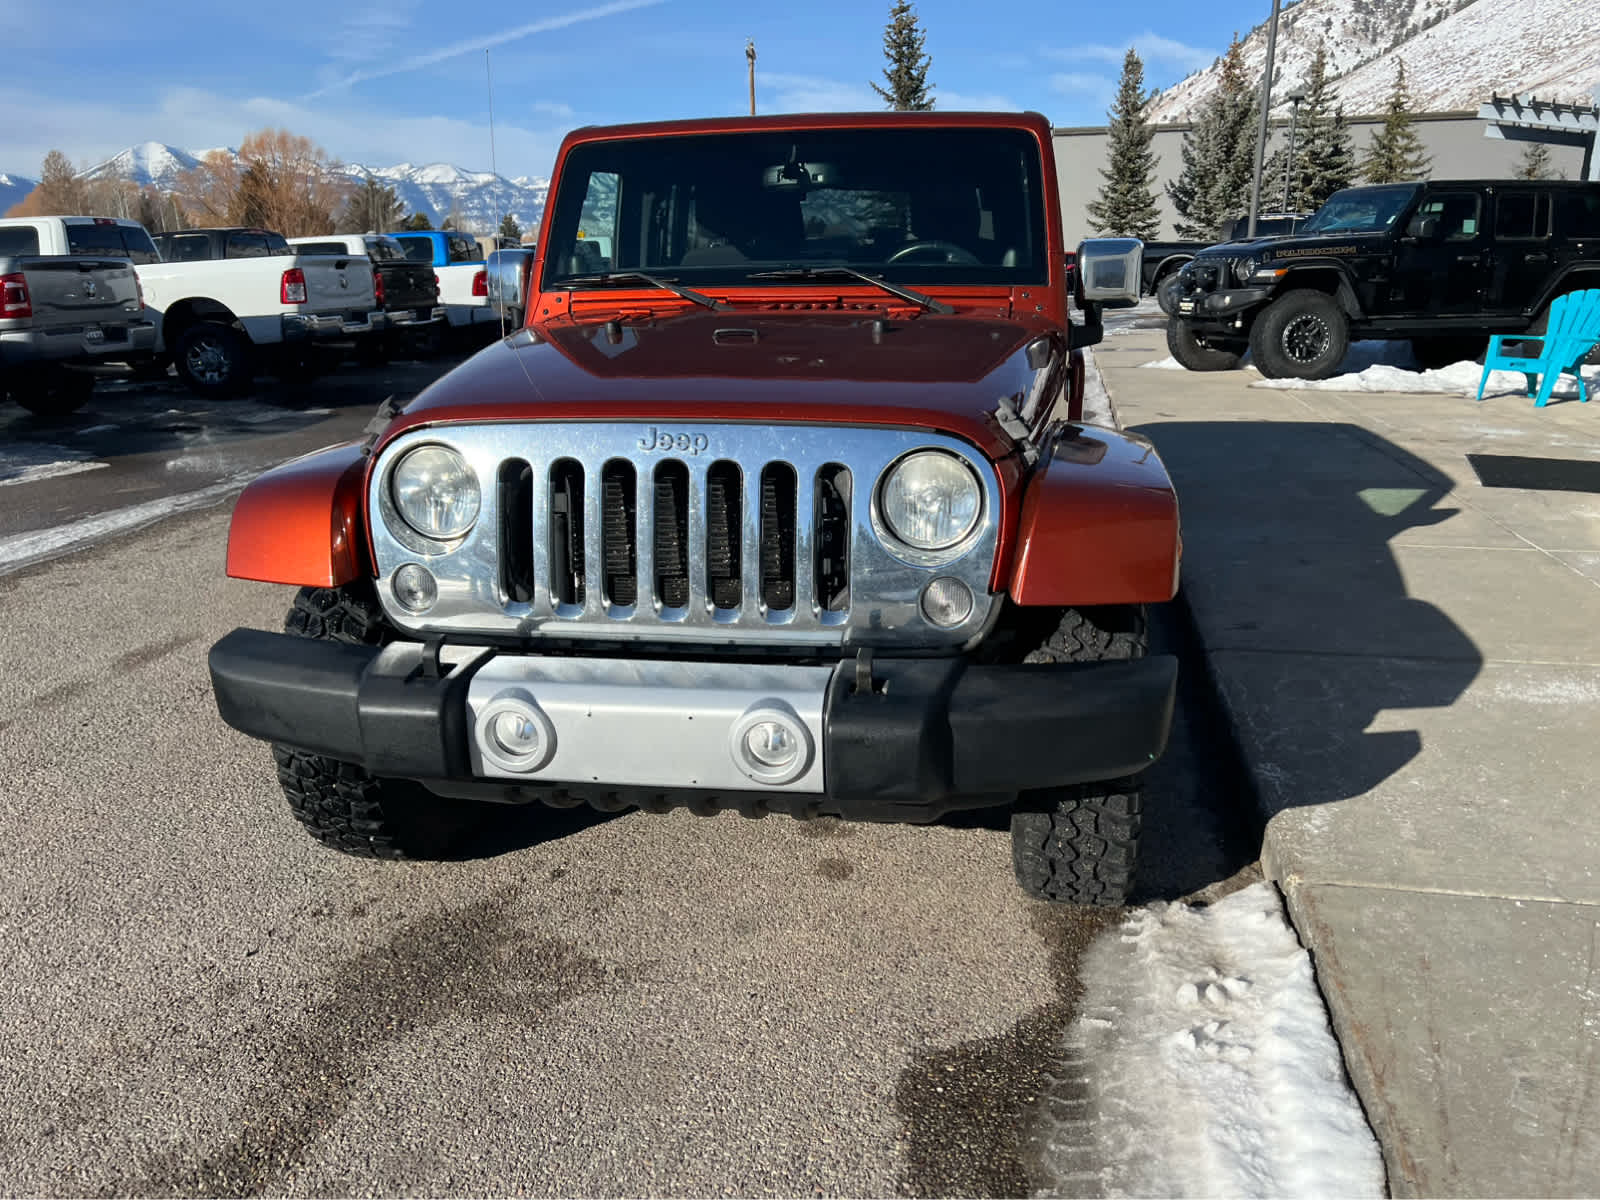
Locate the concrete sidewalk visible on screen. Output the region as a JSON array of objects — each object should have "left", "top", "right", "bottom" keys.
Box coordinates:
[{"left": 1095, "top": 318, "right": 1600, "bottom": 1197}]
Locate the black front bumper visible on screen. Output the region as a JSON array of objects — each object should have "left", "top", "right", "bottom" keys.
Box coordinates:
[
  {"left": 209, "top": 630, "right": 1178, "bottom": 823},
  {"left": 1174, "top": 285, "right": 1272, "bottom": 327}
]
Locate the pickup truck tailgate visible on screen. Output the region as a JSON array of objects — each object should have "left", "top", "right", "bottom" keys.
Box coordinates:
[
  {"left": 377, "top": 261, "right": 437, "bottom": 311},
  {"left": 6, "top": 256, "right": 142, "bottom": 329},
  {"left": 299, "top": 255, "right": 376, "bottom": 314}
]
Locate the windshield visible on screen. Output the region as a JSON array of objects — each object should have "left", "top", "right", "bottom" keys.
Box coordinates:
[
  {"left": 541, "top": 127, "right": 1048, "bottom": 290},
  {"left": 1300, "top": 186, "right": 1419, "bottom": 235},
  {"left": 366, "top": 236, "right": 406, "bottom": 261}
]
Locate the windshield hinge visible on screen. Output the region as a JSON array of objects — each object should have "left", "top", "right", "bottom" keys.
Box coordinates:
[{"left": 992, "top": 396, "right": 1039, "bottom": 466}]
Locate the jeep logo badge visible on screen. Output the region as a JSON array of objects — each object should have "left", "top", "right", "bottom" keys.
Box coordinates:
[{"left": 638, "top": 427, "right": 710, "bottom": 455}]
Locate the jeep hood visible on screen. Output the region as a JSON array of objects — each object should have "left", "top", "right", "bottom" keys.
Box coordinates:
[{"left": 389, "top": 310, "right": 1054, "bottom": 458}]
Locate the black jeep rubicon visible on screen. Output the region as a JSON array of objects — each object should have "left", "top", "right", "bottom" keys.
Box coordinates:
[{"left": 1166, "top": 180, "right": 1600, "bottom": 378}]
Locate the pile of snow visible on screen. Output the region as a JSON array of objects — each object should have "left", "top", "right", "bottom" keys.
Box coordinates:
[
  {"left": 1033, "top": 883, "right": 1385, "bottom": 1198},
  {"left": 0, "top": 443, "right": 107, "bottom": 489},
  {"left": 1255, "top": 359, "right": 1599, "bottom": 399},
  {"left": 1140, "top": 355, "right": 1190, "bottom": 370},
  {"left": 1080, "top": 348, "right": 1115, "bottom": 426}
]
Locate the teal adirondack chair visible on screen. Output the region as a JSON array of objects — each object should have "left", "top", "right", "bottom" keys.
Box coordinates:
[{"left": 1477, "top": 288, "right": 1600, "bottom": 407}]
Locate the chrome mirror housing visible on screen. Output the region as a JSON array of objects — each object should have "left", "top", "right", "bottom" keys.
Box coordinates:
[{"left": 1076, "top": 237, "right": 1144, "bottom": 304}]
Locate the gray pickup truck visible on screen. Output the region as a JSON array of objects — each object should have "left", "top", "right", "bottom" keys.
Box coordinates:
[{"left": 1, "top": 226, "right": 155, "bottom": 416}]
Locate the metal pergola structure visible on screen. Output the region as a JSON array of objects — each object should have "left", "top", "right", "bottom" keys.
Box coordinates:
[{"left": 1478, "top": 93, "right": 1600, "bottom": 180}]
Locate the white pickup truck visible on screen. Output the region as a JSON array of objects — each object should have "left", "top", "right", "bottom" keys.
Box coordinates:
[
  {"left": 0, "top": 217, "right": 383, "bottom": 396},
  {"left": 0, "top": 219, "right": 156, "bottom": 416}
]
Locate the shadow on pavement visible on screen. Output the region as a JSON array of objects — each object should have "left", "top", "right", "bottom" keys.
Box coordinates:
[{"left": 1129, "top": 419, "right": 1484, "bottom": 827}]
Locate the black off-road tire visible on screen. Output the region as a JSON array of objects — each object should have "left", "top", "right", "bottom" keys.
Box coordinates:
[
  {"left": 1011, "top": 781, "right": 1143, "bottom": 908},
  {"left": 11, "top": 365, "right": 95, "bottom": 417},
  {"left": 174, "top": 321, "right": 254, "bottom": 397},
  {"left": 1167, "top": 316, "right": 1243, "bottom": 372},
  {"left": 1023, "top": 604, "right": 1148, "bottom": 664},
  {"left": 1249, "top": 288, "right": 1349, "bottom": 380},
  {"left": 1011, "top": 605, "right": 1149, "bottom": 907},
  {"left": 274, "top": 583, "right": 490, "bottom": 858},
  {"left": 1410, "top": 335, "right": 1488, "bottom": 371}
]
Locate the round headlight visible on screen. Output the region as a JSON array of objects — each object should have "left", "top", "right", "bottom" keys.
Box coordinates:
[
  {"left": 879, "top": 451, "right": 982, "bottom": 551},
  {"left": 1234, "top": 257, "right": 1257, "bottom": 284},
  {"left": 391, "top": 445, "right": 480, "bottom": 541}
]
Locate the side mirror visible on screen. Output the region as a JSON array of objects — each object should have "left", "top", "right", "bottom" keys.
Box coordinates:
[
  {"left": 1407, "top": 215, "right": 1441, "bottom": 241},
  {"left": 1075, "top": 238, "right": 1143, "bottom": 305}
]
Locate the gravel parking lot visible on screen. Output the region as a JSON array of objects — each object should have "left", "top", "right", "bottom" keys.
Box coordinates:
[{"left": 0, "top": 343, "right": 1256, "bottom": 1196}]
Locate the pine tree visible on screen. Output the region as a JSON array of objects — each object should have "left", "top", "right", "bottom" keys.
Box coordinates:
[
  {"left": 870, "top": 1, "right": 934, "bottom": 111},
  {"left": 1361, "top": 62, "right": 1430, "bottom": 184},
  {"left": 338, "top": 174, "right": 405, "bottom": 234},
  {"left": 1086, "top": 49, "right": 1162, "bottom": 241},
  {"left": 498, "top": 213, "right": 522, "bottom": 242},
  {"left": 1514, "top": 141, "right": 1554, "bottom": 180},
  {"left": 1279, "top": 47, "right": 1355, "bottom": 212},
  {"left": 400, "top": 211, "right": 434, "bottom": 232},
  {"left": 1167, "top": 36, "right": 1257, "bottom": 238}
]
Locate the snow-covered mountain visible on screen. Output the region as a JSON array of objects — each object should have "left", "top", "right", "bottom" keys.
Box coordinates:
[
  {"left": 0, "top": 172, "right": 38, "bottom": 215},
  {"left": 1147, "top": 0, "right": 1600, "bottom": 121},
  {"left": 64, "top": 140, "right": 549, "bottom": 233}
]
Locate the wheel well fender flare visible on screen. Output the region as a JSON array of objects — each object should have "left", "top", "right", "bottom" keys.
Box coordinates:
[
  {"left": 1008, "top": 426, "right": 1181, "bottom": 607},
  {"left": 226, "top": 443, "right": 371, "bottom": 587},
  {"left": 1275, "top": 267, "right": 1362, "bottom": 319},
  {"left": 1148, "top": 254, "right": 1194, "bottom": 290}
]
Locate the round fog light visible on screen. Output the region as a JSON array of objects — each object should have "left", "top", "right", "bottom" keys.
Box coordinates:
[
  {"left": 475, "top": 689, "right": 556, "bottom": 774},
  {"left": 393, "top": 563, "right": 437, "bottom": 613},
  {"left": 920, "top": 576, "right": 974, "bottom": 627},
  {"left": 729, "top": 704, "right": 813, "bottom": 786}
]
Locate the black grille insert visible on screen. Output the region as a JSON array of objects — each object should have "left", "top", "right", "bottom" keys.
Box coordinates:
[
  {"left": 706, "top": 461, "right": 742, "bottom": 609},
  {"left": 814, "top": 464, "right": 851, "bottom": 612},
  {"left": 601, "top": 460, "right": 637, "bottom": 607},
  {"left": 653, "top": 460, "right": 690, "bottom": 608},
  {"left": 548, "top": 458, "right": 585, "bottom": 606},
  {"left": 759, "top": 463, "right": 796, "bottom": 610},
  {"left": 498, "top": 458, "right": 534, "bottom": 603}
]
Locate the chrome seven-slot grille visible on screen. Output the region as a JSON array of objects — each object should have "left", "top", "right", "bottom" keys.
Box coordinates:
[{"left": 367, "top": 423, "right": 1004, "bottom": 647}]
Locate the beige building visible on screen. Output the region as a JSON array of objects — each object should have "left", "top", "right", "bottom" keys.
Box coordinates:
[{"left": 1052, "top": 110, "right": 1591, "bottom": 245}]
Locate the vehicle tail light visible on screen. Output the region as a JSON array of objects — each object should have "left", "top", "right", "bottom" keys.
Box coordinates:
[
  {"left": 281, "top": 267, "right": 308, "bottom": 305},
  {"left": 1, "top": 272, "right": 31, "bottom": 319},
  {"left": 435, "top": 272, "right": 441, "bottom": 292},
  {"left": 135, "top": 271, "right": 144, "bottom": 311},
  {"left": 373, "top": 268, "right": 385, "bottom": 305},
  {"left": 472, "top": 269, "right": 488, "bottom": 297}
]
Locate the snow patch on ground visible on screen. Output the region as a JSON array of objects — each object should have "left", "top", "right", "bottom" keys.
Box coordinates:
[
  {"left": 1140, "top": 356, "right": 1187, "bottom": 370},
  {"left": 1256, "top": 359, "right": 1598, "bottom": 399},
  {"left": 1080, "top": 348, "right": 1115, "bottom": 427},
  {"left": 1033, "top": 883, "right": 1385, "bottom": 1199},
  {"left": 0, "top": 444, "right": 109, "bottom": 489},
  {"left": 0, "top": 475, "right": 251, "bottom": 575}
]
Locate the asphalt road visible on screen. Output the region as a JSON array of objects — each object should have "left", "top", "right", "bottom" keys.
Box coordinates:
[{"left": 0, "top": 338, "right": 1258, "bottom": 1197}]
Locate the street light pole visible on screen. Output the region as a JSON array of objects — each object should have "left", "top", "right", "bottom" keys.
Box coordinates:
[
  {"left": 1246, "top": 0, "right": 1282, "bottom": 238},
  {"left": 747, "top": 39, "right": 757, "bottom": 116},
  {"left": 1282, "top": 88, "right": 1306, "bottom": 211}
]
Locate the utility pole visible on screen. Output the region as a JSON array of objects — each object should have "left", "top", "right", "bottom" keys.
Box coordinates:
[
  {"left": 747, "top": 39, "right": 756, "bottom": 116},
  {"left": 1281, "top": 87, "right": 1307, "bottom": 212},
  {"left": 1246, "top": 0, "right": 1282, "bottom": 238}
]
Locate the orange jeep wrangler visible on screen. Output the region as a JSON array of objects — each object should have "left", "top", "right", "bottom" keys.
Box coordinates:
[{"left": 208, "top": 111, "right": 1180, "bottom": 906}]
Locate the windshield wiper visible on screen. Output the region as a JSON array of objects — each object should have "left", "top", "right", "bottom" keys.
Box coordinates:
[
  {"left": 561, "top": 271, "right": 730, "bottom": 311},
  {"left": 745, "top": 266, "right": 954, "bottom": 315}
]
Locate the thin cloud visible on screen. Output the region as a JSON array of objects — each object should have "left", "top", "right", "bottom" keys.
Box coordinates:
[
  {"left": 763, "top": 72, "right": 879, "bottom": 113},
  {"left": 1059, "top": 33, "right": 1217, "bottom": 74},
  {"left": 940, "top": 89, "right": 1021, "bottom": 112},
  {"left": 307, "top": 0, "right": 665, "bottom": 98}
]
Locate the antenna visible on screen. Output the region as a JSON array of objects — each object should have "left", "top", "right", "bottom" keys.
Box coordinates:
[{"left": 486, "top": 48, "right": 506, "bottom": 338}]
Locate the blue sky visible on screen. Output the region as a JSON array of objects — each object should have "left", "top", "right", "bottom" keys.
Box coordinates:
[{"left": 0, "top": 0, "right": 1250, "bottom": 179}]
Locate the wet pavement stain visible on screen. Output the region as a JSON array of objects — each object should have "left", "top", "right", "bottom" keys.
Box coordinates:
[
  {"left": 112, "top": 886, "right": 608, "bottom": 1197},
  {"left": 894, "top": 904, "right": 1120, "bottom": 1198},
  {"left": 30, "top": 678, "right": 90, "bottom": 711},
  {"left": 816, "top": 858, "right": 856, "bottom": 881},
  {"left": 114, "top": 633, "right": 201, "bottom": 673}
]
